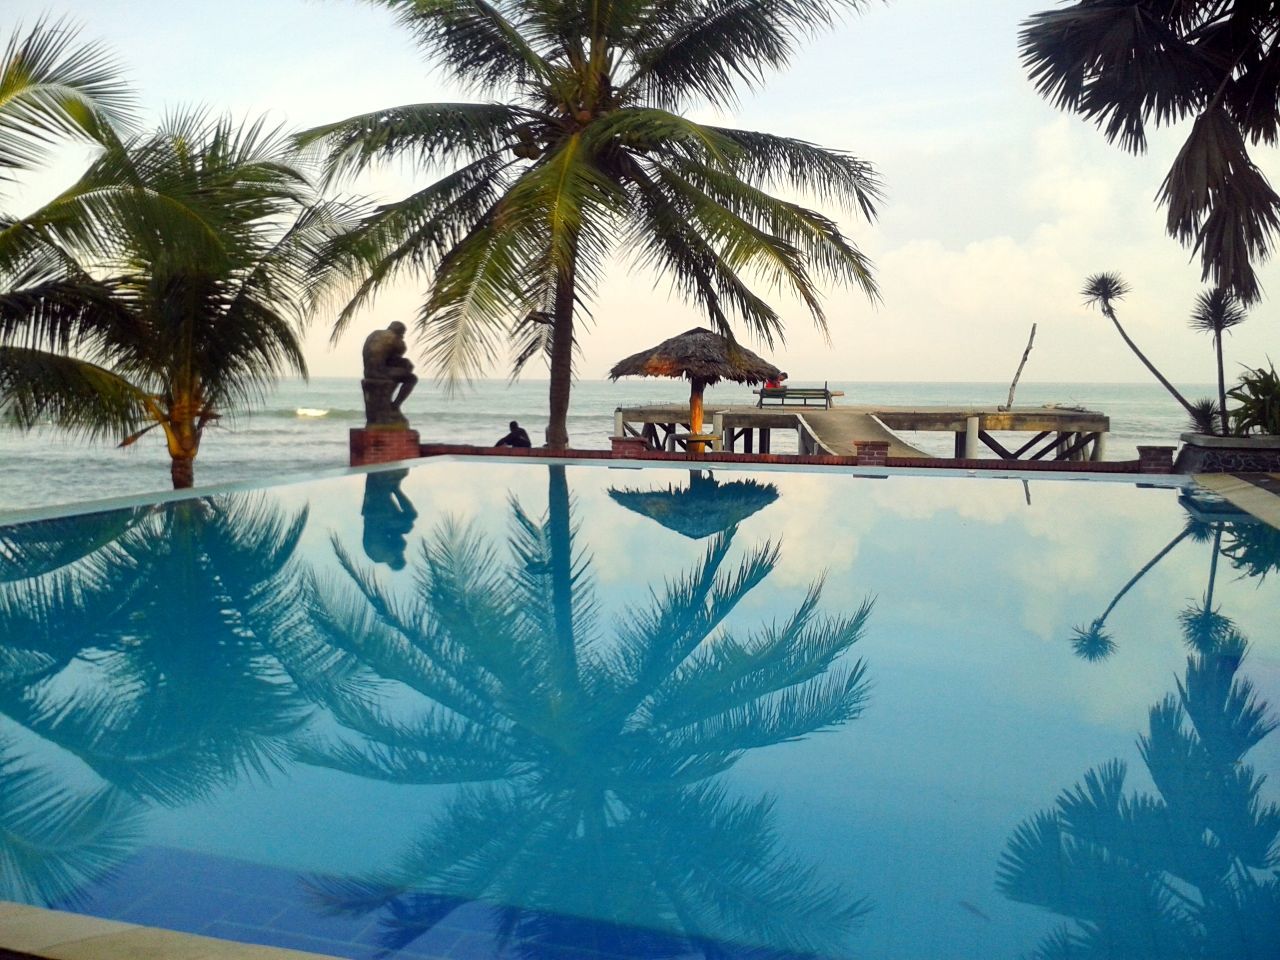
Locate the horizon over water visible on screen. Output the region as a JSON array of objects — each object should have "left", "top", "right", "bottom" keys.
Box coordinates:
[{"left": 0, "top": 378, "right": 1212, "bottom": 514}]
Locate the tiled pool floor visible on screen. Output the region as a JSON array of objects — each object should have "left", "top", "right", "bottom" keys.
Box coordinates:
[{"left": 47, "top": 846, "right": 768, "bottom": 960}]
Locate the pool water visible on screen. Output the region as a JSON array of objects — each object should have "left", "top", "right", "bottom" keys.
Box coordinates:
[{"left": 1, "top": 460, "right": 1277, "bottom": 960}]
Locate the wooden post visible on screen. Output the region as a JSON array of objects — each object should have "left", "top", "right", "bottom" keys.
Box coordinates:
[
  {"left": 1090, "top": 432, "right": 1107, "bottom": 462},
  {"left": 965, "top": 416, "right": 980, "bottom": 458},
  {"left": 761, "top": 429, "right": 771, "bottom": 453},
  {"left": 614, "top": 408, "right": 624, "bottom": 438}
]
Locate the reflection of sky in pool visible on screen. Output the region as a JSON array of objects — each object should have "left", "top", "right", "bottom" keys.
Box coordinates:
[{"left": 1, "top": 461, "right": 1277, "bottom": 960}]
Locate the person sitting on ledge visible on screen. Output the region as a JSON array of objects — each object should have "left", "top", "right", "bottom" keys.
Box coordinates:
[{"left": 495, "top": 420, "right": 532, "bottom": 448}]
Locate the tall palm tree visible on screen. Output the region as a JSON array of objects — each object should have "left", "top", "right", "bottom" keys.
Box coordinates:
[
  {"left": 303, "top": 0, "right": 882, "bottom": 449},
  {"left": 295, "top": 466, "right": 874, "bottom": 956},
  {"left": 0, "top": 111, "right": 347, "bottom": 487},
  {"left": 1022, "top": 3, "right": 1280, "bottom": 306},
  {"left": 998, "top": 629, "right": 1280, "bottom": 959},
  {"left": 1189, "top": 287, "right": 1247, "bottom": 436},
  {"left": 0, "top": 17, "right": 133, "bottom": 192},
  {"left": 1081, "top": 273, "right": 1210, "bottom": 431}
]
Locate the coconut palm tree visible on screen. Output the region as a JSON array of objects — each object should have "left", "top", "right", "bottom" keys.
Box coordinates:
[
  {"left": 0, "top": 18, "right": 133, "bottom": 192},
  {"left": 998, "top": 629, "right": 1280, "bottom": 959},
  {"left": 294, "top": 465, "right": 874, "bottom": 957},
  {"left": 1021, "top": 3, "right": 1280, "bottom": 306},
  {"left": 302, "top": 0, "right": 882, "bottom": 449},
  {"left": 1189, "top": 288, "right": 1247, "bottom": 436},
  {"left": 0, "top": 111, "right": 348, "bottom": 487},
  {"left": 1081, "top": 273, "right": 1213, "bottom": 432}
]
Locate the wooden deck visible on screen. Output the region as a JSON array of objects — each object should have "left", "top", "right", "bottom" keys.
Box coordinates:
[{"left": 615, "top": 403, "right": 1111, "bottom": 462}]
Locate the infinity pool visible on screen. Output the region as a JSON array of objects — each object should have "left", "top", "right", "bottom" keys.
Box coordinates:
[{"left": 1, "top": 460, "right": 1277, "bottom": 960}]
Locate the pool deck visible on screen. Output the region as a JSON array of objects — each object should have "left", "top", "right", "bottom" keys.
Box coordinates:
[
  {"left": 0, "top": 902, "right": 336, "bottom": 960},
  {"left": 1194, "top": 473, "right": 1280, "bottom": 529}
]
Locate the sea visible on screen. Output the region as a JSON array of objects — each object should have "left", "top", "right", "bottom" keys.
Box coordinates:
[{"left": 0, "top": 378, "right": 1212, "bottom": 514}]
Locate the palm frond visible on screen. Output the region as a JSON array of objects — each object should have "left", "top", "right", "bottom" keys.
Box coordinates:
[{"left": 0, "top": 17, "right": 134, "bottom": 184}]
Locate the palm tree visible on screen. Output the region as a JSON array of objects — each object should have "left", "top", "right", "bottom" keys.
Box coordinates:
[
  {"left": 294, "top": 466, "right": 874, "bottom": 956},
  {"left": 998, "top": 629, "right": 1280, "bottom": 959},
  {"left": 0, "top": 111, "right": 347, "bottom": 487},
  {"left": 1189, "top": 288, "right": 1247, "bottom": 436},
  {"left": 0, "top": 18, "right": 133, "bottom": 191},
  {"left": 1081, "top": 273, "right": 1211, "bottom": 431},
  {"left": 1021, "top": 3, "right": 1280, "bottom": 305},
  {"left": 302, "top": 0, "right": 882, "bottom": 449}
]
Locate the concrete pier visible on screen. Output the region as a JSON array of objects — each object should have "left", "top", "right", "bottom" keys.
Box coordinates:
[{"left": 616, "top": 403, "right": 1110, "bottom": 462}]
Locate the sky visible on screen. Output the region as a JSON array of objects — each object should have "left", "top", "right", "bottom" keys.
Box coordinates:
[{"left": 5, "top": 0, "right": 1280, "bottom": 385}]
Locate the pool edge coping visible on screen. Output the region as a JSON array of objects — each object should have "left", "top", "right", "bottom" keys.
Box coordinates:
[
  {"left": 0, "top": 453, "right": 1193, "bottom": 527},
  {"left": 0, "top": 901, "right": 339, "bottom": 960}
]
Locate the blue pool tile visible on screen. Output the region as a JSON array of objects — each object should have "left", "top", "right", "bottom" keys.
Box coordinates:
[{"left": 204, "top": 920, "right": 373, "bottom": 959}]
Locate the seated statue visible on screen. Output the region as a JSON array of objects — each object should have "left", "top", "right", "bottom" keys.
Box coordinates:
[{"left": 361, "top": 321, "right": 418, "bottom": 427}]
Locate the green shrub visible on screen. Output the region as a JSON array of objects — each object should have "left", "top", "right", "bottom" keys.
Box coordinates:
[{"left": 1228, "top": 361, "right": 1280, "bottom": 436}]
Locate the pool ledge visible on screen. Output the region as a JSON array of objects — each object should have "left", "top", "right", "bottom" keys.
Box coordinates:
[
  {"left": 1194, "top": 473, "right": 1280, "bottom": 529},
  {"left": 0, "top": 902, "right": 337, "bottom": 960}
]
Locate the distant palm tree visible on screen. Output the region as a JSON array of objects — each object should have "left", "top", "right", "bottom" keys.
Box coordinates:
[
  {"left": 303, "top": 0, "right": 881, "bottom": 449},
  {"left": 1022, "top": 3, "right": 1280, "bottom": 305},
  {"left": 296, "top": 466, "right": 874, "bottom": 957},
  {"left": 0, "top": 17, "right": 133, "bottom": 191},
  {"left": 1189, "top": 288, "right": 1247, "bottom": 436},
  {"left": 0, "top": 111, "right": 347, "bottom": 487},
  {"left": 1081, "top": 273, "right": 1210, "bottom": 431}
]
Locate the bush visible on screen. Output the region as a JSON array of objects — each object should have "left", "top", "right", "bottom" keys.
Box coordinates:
[{"left": 1228, "top": 362, "right": 1280, "bottom": 436}]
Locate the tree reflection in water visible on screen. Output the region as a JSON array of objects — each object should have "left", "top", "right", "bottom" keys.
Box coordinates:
[
  {"left": 299, "top": 466, "right": 875, "bottom": 959},
  {"left": 1070, "top": 493, "right": 1280, "bottom": 662},
  {"left": 1004, "top": 620, "right": 1280, "bottom": 956},
  {"left": 0, "top": 495, "right": 347, "bottom": 905}
]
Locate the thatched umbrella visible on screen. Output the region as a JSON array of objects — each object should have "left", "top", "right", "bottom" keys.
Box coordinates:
[
  {"left": 610, "top": 472, "right": 779, "bottom": 539},
  {"left": 609, "top": 327, "right": 781, "bottom": 439}
]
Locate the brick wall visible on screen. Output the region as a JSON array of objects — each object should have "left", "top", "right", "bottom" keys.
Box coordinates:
[{"left": 350, "top": 428, "right": 422, "bottom": 466}]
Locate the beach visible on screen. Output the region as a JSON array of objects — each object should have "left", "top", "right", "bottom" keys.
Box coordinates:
[{"left": 0, "top": 378, "right": 1213, "bottom": 514}]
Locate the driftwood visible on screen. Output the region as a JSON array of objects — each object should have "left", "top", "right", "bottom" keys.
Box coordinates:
[{"left": 999, "top": 323, "right": 1037, "bottom": 411}]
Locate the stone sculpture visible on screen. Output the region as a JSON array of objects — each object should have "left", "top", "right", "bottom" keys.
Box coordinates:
[{"left": 361, "top": 322, "right": 418, "bottom": 428}]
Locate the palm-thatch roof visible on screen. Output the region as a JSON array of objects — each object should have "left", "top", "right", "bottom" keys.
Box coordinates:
[
  {"left": 609, "top": 472, "right": 779, "bottom": 539},
  {"left": 609, "top": 328, "right": 780, "bottom": 386}
]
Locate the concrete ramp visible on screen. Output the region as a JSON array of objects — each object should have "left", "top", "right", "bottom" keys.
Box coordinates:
[{"left": 797, "top": 410, "right": 929, "bottom": 457}]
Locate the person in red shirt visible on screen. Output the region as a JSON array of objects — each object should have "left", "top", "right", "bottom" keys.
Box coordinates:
[{"left": 764, "top": 371, "right": 788, "bottom": 389}]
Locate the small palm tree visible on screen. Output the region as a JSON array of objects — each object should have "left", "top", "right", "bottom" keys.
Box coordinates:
[
  {"left": 1082, "top": 273, "right": 1208, "bottom": 430},
  {"left": 303, "top": 0, "right": 881, "bottom": 449},
  {"left": 0, "top": 18, "right": 133, "bottom": 191},
  {"left": 1189, "top": 288, "right": 1247, "bottom": 436},
  {"left": 0, "top": 111, "right": 345, "bottom": 487}
]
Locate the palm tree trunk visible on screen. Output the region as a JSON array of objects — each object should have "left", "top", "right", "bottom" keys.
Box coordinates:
[
  {"left": 1101, "top": 304, "right": 1198, "bottom": 418},
  {"left": 546, "top": 249, "right": 579, "bottom": 451},
  {"left": 170, "top": 455, "right": 195, "bottom": 489},
  {"left": 1215, "top": 331, "right": 1229, "bottom": 435}
]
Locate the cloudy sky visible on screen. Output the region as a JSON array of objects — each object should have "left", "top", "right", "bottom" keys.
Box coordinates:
[{"left": 7, "top": 0, "right": 1280, "bottom": 384}]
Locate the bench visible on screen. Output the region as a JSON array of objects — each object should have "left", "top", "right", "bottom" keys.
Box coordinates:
[{"left": 755, "top": 382, "right": 840, "bottom": 409}]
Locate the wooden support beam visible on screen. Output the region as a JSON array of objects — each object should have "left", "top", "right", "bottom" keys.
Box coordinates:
[
  {"left": 978, "top": 430, "right": 1014, "bottom": 459},
  {"left": 1011, "top": 431, "right": 1051, "bottom": 459}
]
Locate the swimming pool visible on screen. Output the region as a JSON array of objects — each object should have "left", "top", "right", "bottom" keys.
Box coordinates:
[{"left": 1, "top": 460, "right": 1277, "bottom": 960}]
